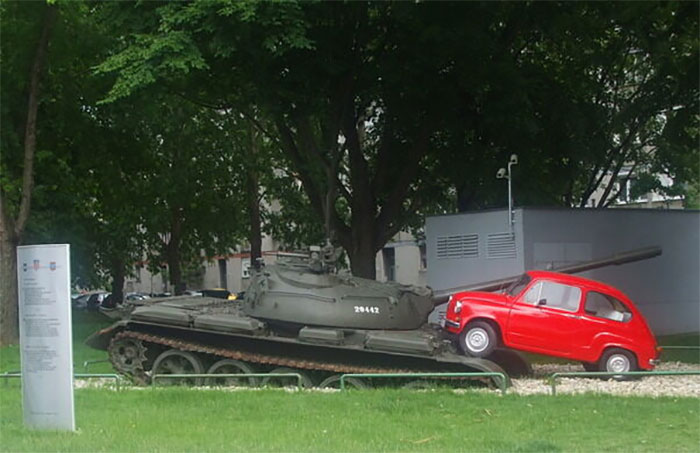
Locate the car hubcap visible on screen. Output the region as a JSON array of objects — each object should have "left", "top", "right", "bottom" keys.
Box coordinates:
[
  {"left": 607, "top": 354, "right": 630, "bottom": 373},
  {"left": 466, "top": 328, "right": 489, "bottom": 353}
]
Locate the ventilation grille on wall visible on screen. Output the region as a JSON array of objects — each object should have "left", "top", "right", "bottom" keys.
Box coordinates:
[
  {"left": 436, "top": 234, "right": 479, "bottom": 259},
  {"left": 487, "top": 233, "right": 516, "bottom": 259}
]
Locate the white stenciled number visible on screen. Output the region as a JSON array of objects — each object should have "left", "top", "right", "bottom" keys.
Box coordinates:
[{"left": 353, "top": 306, "right": 380, "bottom": 314}]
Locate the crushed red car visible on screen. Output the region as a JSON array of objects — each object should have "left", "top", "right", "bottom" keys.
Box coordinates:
[{"left": 442, "top": 271, "right": 660, "bottom": 372}]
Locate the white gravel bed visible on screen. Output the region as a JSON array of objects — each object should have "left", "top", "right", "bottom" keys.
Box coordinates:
[
  {"left": 71, "top": 362, "right": 700, "bottom": 397},
  {"left": 508, "top": 361, "right": 700, "bottom": 397}
]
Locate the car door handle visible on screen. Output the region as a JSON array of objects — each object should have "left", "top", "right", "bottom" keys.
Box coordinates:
[{"left": 562, "top": 314, "right": 581, "bottom": 319}]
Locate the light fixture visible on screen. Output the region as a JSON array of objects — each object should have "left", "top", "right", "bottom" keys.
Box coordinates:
[{"left": 496, "top": 154, "right": 518, "bottom": 237}]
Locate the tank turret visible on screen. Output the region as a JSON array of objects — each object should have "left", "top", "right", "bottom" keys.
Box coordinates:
[{"left": 242, "top": 245, "right": 434, "bottom": 330}]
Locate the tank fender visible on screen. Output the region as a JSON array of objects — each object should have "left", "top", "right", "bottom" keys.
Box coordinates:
[
  {"left": 84, "top": 321, "right": 127, "bottom": 350},
  {"left": 456, "top": 356, "right": 511, "bottom": 388}
]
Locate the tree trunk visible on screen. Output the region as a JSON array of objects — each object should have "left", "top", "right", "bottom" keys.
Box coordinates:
[
  {"left": 347, "top": 237, "right": 377, "bottom": 280},
  {"left": 167, "top": 208, "right": 185, "bottom": 295},
  {"left": 166, "top": 242, "right": 183, "bottom": 295},
  {"left": 247, "top": 123, "right": 262, "bottom": 268},
  {"left": 0, "top": 213, "right": 19, "bottom": 346},
  {"left": 109, "top": 257, "right": 125, "bottom": 306},
  {"left": 0, "top": 4, "right": 57, "bottom": 346}
]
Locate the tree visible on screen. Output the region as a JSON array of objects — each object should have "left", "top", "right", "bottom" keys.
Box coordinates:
[
  {"left": 565, "top": 2, "right": 699, "bottom": 208},
  {"left": 129, "top": 95, "right": 248, "bottom": 294},
  {"left": 1, "top": 2, "right": 58, "bottom": 345},
  {"left": 95, "top": 1, "right": 698, "bottom": 275},
  {"left": 438, "top": 2, "right": 699, "bottom": 211},
  {"left": 96, "top": 1, "right": 481, "bottom": 278}
]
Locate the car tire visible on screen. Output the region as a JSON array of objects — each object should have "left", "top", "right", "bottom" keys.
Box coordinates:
[
  {"left": 598, "top": 348, "right": 638, "bottom": 379},
  {"left": 459, "top": 321, "right": 498, "bottom": 357}
]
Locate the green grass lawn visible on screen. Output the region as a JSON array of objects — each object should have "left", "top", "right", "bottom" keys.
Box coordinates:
[
  {"left": 1, "top": 311, "right": 699, "bottom": 452},
  {"left": 1, "top": 385, "right": 698, "bottom": 452}
]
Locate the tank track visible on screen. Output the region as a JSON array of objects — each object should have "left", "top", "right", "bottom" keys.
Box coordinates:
[{"left": 110, "top": 330, "right": 417, "bottom": 385}]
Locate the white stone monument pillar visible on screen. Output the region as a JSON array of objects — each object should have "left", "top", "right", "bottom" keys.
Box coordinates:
[{"left": 17, "top": 244, "right": 75, "bottom": 431}]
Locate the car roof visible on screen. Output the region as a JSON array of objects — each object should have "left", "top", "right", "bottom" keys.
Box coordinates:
[{"left": 525, "top": 270, "right": 629, "bottom": 300}]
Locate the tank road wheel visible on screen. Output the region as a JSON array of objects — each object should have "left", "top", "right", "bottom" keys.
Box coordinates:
[
  {"left": 598, "top": 348, "right": 638, "bottom": 380},
  {"left": 459, "top": 321, "right": 498, "bottom": 357},
  {"left": 261, "top": 367, "right": 315, "bottom": 389},
  {"left": 319, "top": 375, "right": 371, "bottom": 390},
  {"left": 109, "top": 337, "right": 149, "bottom": 385},
  {"left": 205, "top": 359, "right": 258, "bottom": 387},
  {"left": 152, "top": 350, "right": 205, "bottom": 386}
]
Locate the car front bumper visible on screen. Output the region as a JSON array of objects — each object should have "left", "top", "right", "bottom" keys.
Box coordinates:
[{"left": 442, "top": 318, "right": 460, "bottom": 329}]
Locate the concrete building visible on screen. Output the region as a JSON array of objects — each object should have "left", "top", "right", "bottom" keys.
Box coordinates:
[
  {"left": 375, "top": 231, "right": 427, "bottom": 287},
  {"left": 125, "top": 235, "right": 282, "bottom": 295},
  {"left": 426, "top": 207, "right": 700, "bottom": 335},
  {"left": 585, "top": 166, "right": 685, "bottom": 209}
]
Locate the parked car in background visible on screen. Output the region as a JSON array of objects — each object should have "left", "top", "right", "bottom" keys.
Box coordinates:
[
  {"left": 72, "top": 293, "right": 92, "bottom": 310},
  {"left": 442, "top": 271, "right": 659, "bottom": 373},
  {"left": 86, "top": 292, "right": 110, "bottom": 311},
  {"left": 201, "top": 288, "right": 237, "bottom": 300}
]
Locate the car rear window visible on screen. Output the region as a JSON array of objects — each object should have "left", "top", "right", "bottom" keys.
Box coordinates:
[{"left": 584, "top": 291, "right": 632, "bottom": 322}]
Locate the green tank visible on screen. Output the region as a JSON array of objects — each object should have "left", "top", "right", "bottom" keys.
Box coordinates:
[{"left": 87, "top": 246, "right": 521, "bottom": 388}]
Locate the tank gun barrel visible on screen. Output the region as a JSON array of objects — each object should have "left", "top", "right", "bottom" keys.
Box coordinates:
[{"left": 431, "top": 246, "right": 662, "bottom": 304}]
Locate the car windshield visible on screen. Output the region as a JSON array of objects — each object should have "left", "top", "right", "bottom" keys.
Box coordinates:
[{"left": 506, "top": 274, "right": 531, "bottom": 297}]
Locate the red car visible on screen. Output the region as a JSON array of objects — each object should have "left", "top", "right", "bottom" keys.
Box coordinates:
[{"left": 442, "top": 271, "right": 660, "bottom": 372}]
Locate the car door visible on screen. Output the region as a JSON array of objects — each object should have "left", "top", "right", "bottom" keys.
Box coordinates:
[
  {"left": 576, "top": 290, "right": 634, "bottom": 358},
  {"left": 506, "top": 279, "right": 584, "bottom": 355}
]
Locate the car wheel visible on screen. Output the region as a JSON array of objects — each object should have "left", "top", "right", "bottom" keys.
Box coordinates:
[
  {"left": 598, "top": 348, "right": 638, "bottom": 379},
  {"left": 459, "top": 321, "right": 498, "bottom": 357}
]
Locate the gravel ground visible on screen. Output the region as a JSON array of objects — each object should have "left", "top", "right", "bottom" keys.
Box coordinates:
[
  {"left": 72, "top": 362, "right": 700, "bottom": 397},
  {"left": 508, "top": 361, "right": 700, "bottom": 397}
]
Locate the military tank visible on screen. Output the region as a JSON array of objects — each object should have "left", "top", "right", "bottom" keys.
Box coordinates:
[{"left": 86, "top": 245, "right": 519, "bottom": 388}]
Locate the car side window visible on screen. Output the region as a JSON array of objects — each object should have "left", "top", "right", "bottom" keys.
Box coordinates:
[
  {"left": 522, "top": 280, "right": 581, "bottom": 312},
  {"left": 584, "top": 291, "right": 632, "bottom": 322},
  {"left": 522, "top": 282, "right": 543, "bottom": 305}
]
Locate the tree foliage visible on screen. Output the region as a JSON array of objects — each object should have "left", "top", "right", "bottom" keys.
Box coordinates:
[
  {"left": 94, "top": 1, "right": 698, "bottom": 277},
  {"left": 0, "top": 1, "right": 696, "bottom": 346}
]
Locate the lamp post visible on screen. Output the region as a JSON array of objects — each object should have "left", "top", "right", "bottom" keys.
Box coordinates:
[{"left": 496, "top": 154, "right": 518, "bottom": 237}]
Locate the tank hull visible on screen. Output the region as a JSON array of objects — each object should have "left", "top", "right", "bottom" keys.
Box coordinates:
[{"left": 86, "top": 296, "right": 522, "bottom": 387}]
